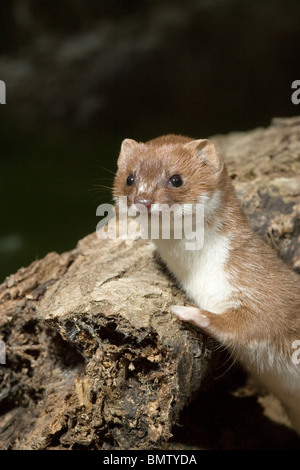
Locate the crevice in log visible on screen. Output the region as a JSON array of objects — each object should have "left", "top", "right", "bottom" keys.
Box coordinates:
[{"left": 1, "top": 117, "right": 300, "bottom": 449}]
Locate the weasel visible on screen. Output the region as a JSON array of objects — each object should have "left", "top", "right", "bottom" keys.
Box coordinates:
[{"left": 113, "top": 134, "right": 300, "bottom": 435}]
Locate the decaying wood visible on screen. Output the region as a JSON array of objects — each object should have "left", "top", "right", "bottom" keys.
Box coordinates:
[
  {"left": 213, "top": 116, "right": 300, "bottom": 271},
  {"left": 1, "top": 116, "right": 300, "bottom": 450},
  {"left": 0, "top": 234, "right": 215, "bottom": 450}
]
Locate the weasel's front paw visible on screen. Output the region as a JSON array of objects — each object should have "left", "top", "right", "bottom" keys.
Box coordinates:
[{"left": 170, "top": 305, "right": 210, "bottom": 328}]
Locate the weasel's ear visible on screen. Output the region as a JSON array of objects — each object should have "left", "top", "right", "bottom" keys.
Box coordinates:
[
  {"left": 121, "top": 138, "right": 139, "bottom": 155},
  {"left": 184, "top": 139, "right": 223, "bottom": 173},
  {"left": 117, "top": 138, "right": 139, "bottom": 167}
]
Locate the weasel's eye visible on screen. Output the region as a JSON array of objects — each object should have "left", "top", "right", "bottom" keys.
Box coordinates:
[
  {"left": 126, "top": 174, "right": 135, "bottom": 186},
  {"left": 169, "top": 174, "right": 183, "bottom": 187}
]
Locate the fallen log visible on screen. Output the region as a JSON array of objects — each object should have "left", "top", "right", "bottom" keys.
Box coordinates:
[{"left": 1, "top": 116, "right": 300, "bottom": 449}]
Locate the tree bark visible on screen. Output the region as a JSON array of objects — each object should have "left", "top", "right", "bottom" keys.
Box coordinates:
[{"left": 1, "top": 116, "right": 300, "bottom": 450}]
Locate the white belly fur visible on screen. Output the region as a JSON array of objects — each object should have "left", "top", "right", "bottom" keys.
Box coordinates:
[
  {"left": 154, "top": 226, "right": 236, "bottom": 314},
  {"left": 155, "top": 229, "right": 300, "bottom": 435},
  {"left": 236, "top": 341, "right": 300, "bottom": 434}
]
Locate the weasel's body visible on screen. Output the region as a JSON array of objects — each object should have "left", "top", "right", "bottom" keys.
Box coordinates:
[{"left": 113, "top": 134, "right": 300, "bottom": 434}]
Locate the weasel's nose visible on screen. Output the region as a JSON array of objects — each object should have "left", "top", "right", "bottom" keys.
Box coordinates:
[{"left": 134, "top": 198, "right": 152, "bottom": 211}]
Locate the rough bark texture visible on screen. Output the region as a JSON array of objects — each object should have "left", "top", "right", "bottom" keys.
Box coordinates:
[
  {"left": 0, "top": 222, "right": 215, "bottom": 450},
  {"left": 1, "top": 117, "right": 300, "bottom": 450},
  {"left": 213, "top": 116, "right": 300, "bottom": 272}
]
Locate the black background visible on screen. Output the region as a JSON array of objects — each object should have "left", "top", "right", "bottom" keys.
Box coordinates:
[{"left": 0, "top": 0, "right": 300, "bottom": 281}]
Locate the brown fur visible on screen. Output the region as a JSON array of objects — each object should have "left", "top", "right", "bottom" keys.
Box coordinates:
[
  {"left": 114, "top": 135, "right": 221, "bottom": 208},
  {"left": 113, "top": 134, "right": 300, "bottom": 361}
]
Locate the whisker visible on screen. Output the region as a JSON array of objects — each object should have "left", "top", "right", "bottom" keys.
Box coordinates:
[
  {"left": 97, "top": 165, "right": 116, "bottom": 176},
  {"left": 89, "top": 185, "right": 113, "bottom": 192},
  {"left": 88, "top": 182, "right": 114, "bottom": 204},
  {"left": 211, "top": 341, "right": 228, "bottom": 353},
  {"left": 93, "top": 178, "right": 114, "bottom": 182},
  {"left": 213, "top": 344, "right": 239, "bottom": 379}
]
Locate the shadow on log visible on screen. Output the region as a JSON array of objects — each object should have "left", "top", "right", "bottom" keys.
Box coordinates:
[{"left": 1, "top": 117, "right": 300, "bottom": 449}]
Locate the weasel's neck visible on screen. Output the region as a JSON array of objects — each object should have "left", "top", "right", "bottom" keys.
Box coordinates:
[{"left": 153, "top": 185, "right": 251, "bottom": 313}]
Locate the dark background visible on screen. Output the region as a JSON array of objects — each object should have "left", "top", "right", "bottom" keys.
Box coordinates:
[{"left": 0, "top": 0, "right": 300, "bottom": 282}]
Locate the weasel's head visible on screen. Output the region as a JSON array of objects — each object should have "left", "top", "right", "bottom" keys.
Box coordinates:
[{"left": 113, "top": 134, "right": 226, "bottom": 217}]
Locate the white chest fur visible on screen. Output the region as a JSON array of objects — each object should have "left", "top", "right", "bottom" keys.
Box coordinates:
[{"left": 154, "top": 226, "right": 236, "bottom": 314}]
